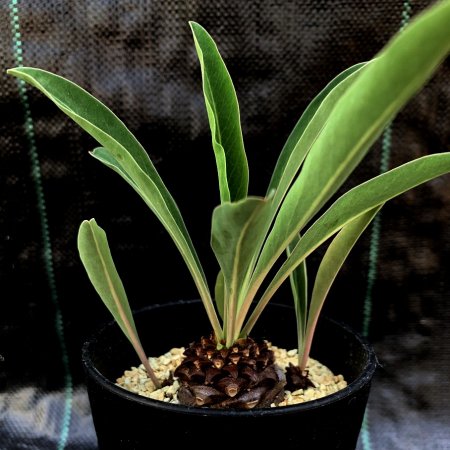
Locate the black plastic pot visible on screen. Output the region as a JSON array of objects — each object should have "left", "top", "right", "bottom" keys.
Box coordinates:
[{"left": 82, "top": 299, "right": 378, "bottom": 449}]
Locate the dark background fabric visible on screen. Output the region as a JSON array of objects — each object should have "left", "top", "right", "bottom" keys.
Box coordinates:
[{"left": 0, "top": 0, "right": 449, "bottom": 449}]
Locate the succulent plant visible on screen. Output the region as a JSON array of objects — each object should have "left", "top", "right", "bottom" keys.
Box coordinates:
[{"left": 7, "top": 0, "right": 450, "bottom": 409}]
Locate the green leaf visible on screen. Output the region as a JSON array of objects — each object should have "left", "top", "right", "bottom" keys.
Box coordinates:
[
  {"left": 234, "top": 62, "right": 369, "bottom": 320},
  {"left": 91, "top": 146, "right": 223, "bottom": 338},
  {"left": 243, "top": 152, "right": 450, "bottom": 335},
  {"left": 240, "top": 62, "right": 369, "bottom": 308},
  {"left": 6, "top": 69, "right": 186, "bottom": 239},
  {"left": 253, "top": 0, "right": 450, "bottom": 290},
  {"left": 6, "top": 67, "right": 222, "bottom": 339},
  {"left": 265, "top": 63, "right": 369, "bottom": 235},
  {"left": 267, "top": 62, "right": 367, "bottom": 193},
  {"left": 78, "top": 219, "right": 136, "bottom": 341},
  {"left": 274, "top": 71, "right": 372, "bottom": 359},
  {"left": 7, "top": 67, "right": 155, "bottom": 180},
  {"left": 77, "top": 219, "right": 160, "bottom": 387},
  {"left": 287, "top": 234, "right": 308, "bottom": 363},
  {"left": 214, "top": 270, "right": 225, "bottom": 321},
  {"left": 211, "top": 196, "right": 271, "bottom": 345},
  {"left": 190, "top": 21, "right": 249, "bottom": 203},
  {"left": 299, "top": 205, "right": 382, "bottom": 370},
  {"left": 91, "top": 147, "right": 135, "bottom": 185}
]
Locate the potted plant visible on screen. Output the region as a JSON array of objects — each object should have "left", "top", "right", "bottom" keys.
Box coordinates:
[{"left": 7, "top": 0, "right": 450, "bottom": 448}]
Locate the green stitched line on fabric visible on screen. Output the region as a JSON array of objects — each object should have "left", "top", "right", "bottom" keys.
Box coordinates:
[
  {"left": 361, "top": 2, "right": 411, "bottom": 450},
  {"left": 8, "top": 1, "right": 73, "bottom": 449},
  {"left": 362, "top": 124, "right": 392, "bottom": 336},
  {"left": 400, "top": 0, "right": 412, "bottom": 31},
  {"left": 360, "top": 118, "right": 393, "bottom": 450},
  {"left": 361, "top": 407, "right": 373, "bottom": 450}
]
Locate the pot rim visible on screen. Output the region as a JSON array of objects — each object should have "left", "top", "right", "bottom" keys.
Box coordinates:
[{"left": 82, "top": 298, "right": 378, "bottom": 417}]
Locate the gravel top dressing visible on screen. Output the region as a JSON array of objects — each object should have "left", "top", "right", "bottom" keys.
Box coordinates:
[{"left": 116, "top": 344, "right": 348, "bottom": 407}]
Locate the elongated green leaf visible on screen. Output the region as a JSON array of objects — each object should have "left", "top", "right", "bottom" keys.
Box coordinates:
[
  {"left": 6, "top": 66, "right": 221, "bottom": 338},
  {"left": 239, "top": 62, "right": 370, "bottom": 312},
  {"left": 243, "top": 152, "right": 450, "bottom": 335},
  {"left": 211, "top": 196, "right": 271, "bottom": 344},
  {"left": 78, "top": 219, "right": 160, "bottom": 387},
  {"left": 7, "top": 67, "right": 156, "bottom": 186},
  {"left": 265, "top": 64, "right": 369, "bottom": 236},
  {"left": 267, "top": 62, "right": 367, "bottom": 193},
  {"left": 299, "top": 205, "right": 382, "bottom": 370},
  {"left": 241, "top": 63, "right": 369, "bottom": 301},
  {"left": 190, "top": 21, "right": 248, "bottom": 202},
  {"left": 287, "top": 234, "right": 308, "bottom": 363},
  {"left": 91, "top": 147, "right": 222, "bottom": 338},
  {"left": 214, "top": 270, "right": 226, "bottom": 321},
  {"left": 78, "top": 219, "right": 136, "bottom": 341},
  {"left": 253, "top": 0, "right": 450, "bottom": 289},
  {"left": 6, "top": 68, "right": 190, "bottom": 243},
  {"left": 91, "top": 147, "right": 135, "bottom": 185}
]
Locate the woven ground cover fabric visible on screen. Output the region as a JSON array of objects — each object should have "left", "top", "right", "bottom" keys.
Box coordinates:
[{"left": 0, "top": 0, "right": 449, "bottom": 449}]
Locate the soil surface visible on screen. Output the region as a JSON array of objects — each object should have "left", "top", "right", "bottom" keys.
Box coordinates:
[{"left": 116, "top": 344, "right": 348, "bottom": 407}]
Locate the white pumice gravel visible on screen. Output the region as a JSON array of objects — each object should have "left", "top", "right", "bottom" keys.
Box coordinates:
[{"left": 116, "top": 344, "right": 347, "bottom": 407}]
